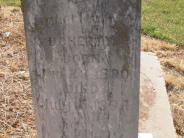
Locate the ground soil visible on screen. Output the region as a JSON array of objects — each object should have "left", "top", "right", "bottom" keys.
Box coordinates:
[{"left": 0, "top": 6, "right": 183, "bottom": 138}]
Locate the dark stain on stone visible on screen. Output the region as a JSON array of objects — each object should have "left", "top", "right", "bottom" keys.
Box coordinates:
[
  {"left": 111, "top": 21, "right": 131, "bottom": 75},
  {"left": 112, "top": 22, "right": 129, "bottom": 46}
]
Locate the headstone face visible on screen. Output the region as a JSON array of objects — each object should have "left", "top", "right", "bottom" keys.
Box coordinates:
[{"left": 23, "top": 0, "right": 141, "bottom": 138}]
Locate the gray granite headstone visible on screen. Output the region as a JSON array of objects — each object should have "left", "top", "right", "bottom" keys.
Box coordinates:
[{"left": 22, "top": 0, "right": 141, "bottom": 137}]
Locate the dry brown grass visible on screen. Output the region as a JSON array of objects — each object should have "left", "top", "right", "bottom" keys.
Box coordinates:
[
  {"left": 165, "top": 74, "right": 184, "bottom": 90},
  {"left": 0, "top": 6, "right": 36, "bottom": 137},
  {"left": 141, "top": 36, "right": 177, "bottom": 52},
  {"left": 169, "top": 92, "right": 184, "bottom": 136},
  {"left": 162, "top": 59, "right": 184, "bottom": 75}
]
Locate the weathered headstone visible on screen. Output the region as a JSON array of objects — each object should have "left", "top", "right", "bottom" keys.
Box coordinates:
[{"left": 22, "top": 0, "right": 141, "bottom": 138}]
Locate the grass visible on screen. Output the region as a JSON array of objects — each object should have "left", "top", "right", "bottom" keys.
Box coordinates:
[
  {"left": 0, "top": 0, "right": 20, "bottom": 6},
  {"left": 162, "top": 59, "right": 184, "bottom": 75},
  {"left": 142, "top": 0, "right": 184, "bottom": 46},
  {"left": 165, "top": 74, "right": 184, "bottom": 90}
]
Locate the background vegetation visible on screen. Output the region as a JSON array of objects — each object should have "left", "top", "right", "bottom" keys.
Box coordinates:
[
  {"left": 1, "top": 0, "right": 184, "bottom": 46},
  {"left": 142, "top": 0, "right": 184, "bottom": 46},
  {"left": 0, "top": 0, "right": 20, "bottom": 6}
]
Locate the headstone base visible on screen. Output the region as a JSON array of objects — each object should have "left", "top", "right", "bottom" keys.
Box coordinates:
[
  {"left": 139, "top": 52, "right": 176, "bottom": 138},
  {"left": 138, "top": 133, "right": 153, "bottom": 138}
]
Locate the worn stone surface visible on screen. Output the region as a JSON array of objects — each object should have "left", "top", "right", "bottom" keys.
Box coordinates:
[{"left": 22, "top": 0, "right": 141, "bottom": 138}]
